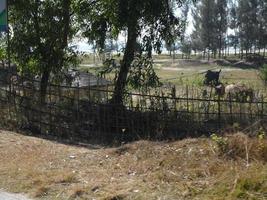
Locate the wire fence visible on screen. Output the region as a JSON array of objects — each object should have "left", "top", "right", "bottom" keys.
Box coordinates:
[{"left": 0, "top": 69, "right": 267, "bottom": 143}]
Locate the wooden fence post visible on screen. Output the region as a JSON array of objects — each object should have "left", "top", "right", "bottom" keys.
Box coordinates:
[
  {"left": 229, "top": 94, "right": 233, "bottom": 123},
  {"left": 186, "top": 85, "right": 189, "bottom": 112},
  {"left": 261, "top": 95, "right": 264, "bottom": 119},
  {"left": 49, "top": 83, "right": 52, "bottom": 134},
  {"left": 218, "top": 95, "right": 221, "bottom": 129}
]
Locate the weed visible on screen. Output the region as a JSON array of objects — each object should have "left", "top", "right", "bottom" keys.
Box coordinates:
[
  {"left": 259, "top": 64, "right": 267, "bottom": 85},
  {"left": 212, "top": 132, "right": 267, "bottom": 162},
  {"left": 233, "top": 123, "right": 240, "bottom": 131},
  {"left": 68, "top": 186, "right": 86, "bottom": 199},
  {"left": 54, "top": 172, "right": 77, "bottom": 184},
  {"left": 211, "top": 133, "right": 228, "bottom": 154},
  {"left": 33, "top": 185, "right": 50, "bottom": 198}
]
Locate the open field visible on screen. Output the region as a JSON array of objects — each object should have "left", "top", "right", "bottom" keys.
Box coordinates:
[
  {"left": 79, "top": 56, "right": 266, "bottom": 91},
  {"left": 0, "top": 130, "right": 266, "bottom": 200}
]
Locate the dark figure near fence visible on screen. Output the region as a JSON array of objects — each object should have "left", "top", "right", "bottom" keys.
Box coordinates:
[{"left": 204, "top": 69, "right": 221, "bottom": 86}]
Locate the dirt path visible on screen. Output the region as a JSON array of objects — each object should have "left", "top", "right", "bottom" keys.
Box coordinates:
[
  {"left": 160, "top": 66, "right": 246, "bottom": 72},
  {"left": 0, "top": 191, "right": 31, "bottom": 200}
]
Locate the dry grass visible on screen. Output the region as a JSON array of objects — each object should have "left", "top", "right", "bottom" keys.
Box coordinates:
[
  {"left": 212, "top": 132, "right": 267, "bottom": 162},
  {"left": 0, "top": 130, "right": 266, "bottom": 199}
]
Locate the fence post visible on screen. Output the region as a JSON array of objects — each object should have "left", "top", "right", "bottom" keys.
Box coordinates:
[
  {"left": 186, "top": 85, "right": 189, "bottom": 112},
  {"left": 261, "top": 95, "right": 264, "bottom": 119},
  {"left": 229, "top": 93, "right": 233, "bottom": 124},
  {"left": 218, "top": 95, "right": 221, "bottom": 129},
  {"left": 76, "top": 85, "right": 80, "bottom": 139},
  {"left": 49, "top": 83, "right": 52, "bottom": 134},
  {"left": 249, "top": 97, "right": 253, "bottom": 125},
  {"left": 172, "top": 86, "right": 177, "bottom": 111}
]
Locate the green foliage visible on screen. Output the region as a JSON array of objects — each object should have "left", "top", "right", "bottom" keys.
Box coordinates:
[
  {"left": 9, "top": 0, "right": 80, "bottom": 102},
  {"left": 259, "top": 64, "right": 267, "bottom": 85},
  {"left": 128, "top": 55, "right": 162, "bottom": 91},
  {"left": 191, "top": 0, "right": 227, "bottom": 56},
  {"left": 257, "top": 127, "right": 266, "bottom": 140},
  {"left": 98, "top": 55, "right": 162, "bottom": 92},
  {"left": 232, "top": 176, "right": 267, "bottom": 199},
  {"left": 77, "top": 0, "right": 186, "bottom": 53},
  {"left": 180, "top": 38, "right": 192, "bottom": 58},
  {"left": 211, "top": 132, "right": 267, "bottom": 162},
  {"left": 233, "top": 122, "right": 240, "bottom": 131},
  {"left": 77, "top": 0, "right": 191, "bottom": 103},
  {"left": 0, "top": 33, "right": 6, "bottom": 63},
  {"left": 9, "top": 0, "right": 78, "bottom": 77},
  {"left": 0, "top": 47, "right": 6, "bottom": 63},
  {"left": 211, "top": 133, "right": 228, "bottom": 153}
]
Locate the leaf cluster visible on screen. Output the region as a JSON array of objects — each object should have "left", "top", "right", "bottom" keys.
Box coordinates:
[{"left": 76, "top": 0, "right": 187, "bottom": 54}]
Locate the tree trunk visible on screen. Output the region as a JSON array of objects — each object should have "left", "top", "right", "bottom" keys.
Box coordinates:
[
  {"left": 39, "top": 0, "right": 71, "bottom": 104},
  {"left": 111, "top": 19, "right": 138, "bottom": 105},
  {"left": 62, "top": 0, "right": 70, "bottom": 46},
  {"left": 59, "top": 0, "right": 71, "bottom": 67},
  {"left": 219, "top": 35, "right": 222, "bottom": 59},
  {"left": 40, "top": 68, "right": 50, "bottom": 104}
]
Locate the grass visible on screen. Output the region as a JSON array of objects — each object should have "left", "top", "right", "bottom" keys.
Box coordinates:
[
  {"left": 78, "top": 55, "right": 266, "bottom": 91},
  {"left": 0, "top": 130, "right": 266, "bottom": 199}
]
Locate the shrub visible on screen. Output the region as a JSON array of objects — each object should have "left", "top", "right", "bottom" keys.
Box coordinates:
[
  {"left": 211, "top": 132, "right": 267, "bottom": 162},
  {"left": 259, "top": 64, "right": 267, "bottom": 84}
]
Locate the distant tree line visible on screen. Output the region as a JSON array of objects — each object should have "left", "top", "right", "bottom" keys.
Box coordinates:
[{"left": 180, "top": 0, "right": 267, "bottom": 60}]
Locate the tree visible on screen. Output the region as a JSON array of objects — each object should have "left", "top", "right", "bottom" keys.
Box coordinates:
[
  {"left": 165, "top": 42, "right": 179, "bottom": 59},
  {"left": 9, "top": 0, "right": 78, "bottom": 103},
  {"left": 191, "top": 0, "right": 218, "bottom": 60},
  {"left": 228, "top": 34, "right": 239, "bottom": 56},
  {"left": 215, "top": 0, "right": 228, "bottom": 58},
  {"left": 258, "top": 0, "right": 267, "bottom": 57},
  {"left": 200, "top": 0, "right": 217, "bottom": 60},
  {"left": 237, "top": 0, "right": 259, "bottom": 57},
  {"left": 191, "top": 4, "right": 204, "bottom": 57},
  {"left": 0, "top": 33, "right": 6, "bottom": 66},
  {"left": 180, "top": 37, "right": 192, "bottom": 59},
  {"left": 229, "top": 1, "right": 239, "bottom": 56},
  {"left": 77, "top": 0, "right": 190, "bottom": 104}
]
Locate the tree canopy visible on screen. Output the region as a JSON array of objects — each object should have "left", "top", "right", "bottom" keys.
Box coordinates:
[
  {"left": 190, "top": 0, "right": 267, "bottom": 60},
  {"left": 76, "top": 0, "right": 190, "bottom": 104},
  {"left": 9, "top": 0, "right": 78, "bottom": 102}
]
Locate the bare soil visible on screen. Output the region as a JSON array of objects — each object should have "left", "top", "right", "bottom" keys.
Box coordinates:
[{"left": 0, "top": 130, "right": 266, "bottom": 200}]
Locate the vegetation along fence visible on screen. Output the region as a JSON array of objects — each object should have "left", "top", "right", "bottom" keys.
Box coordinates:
[{"left": 0, "top": 72, "right": 267, "bottom": 143}]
